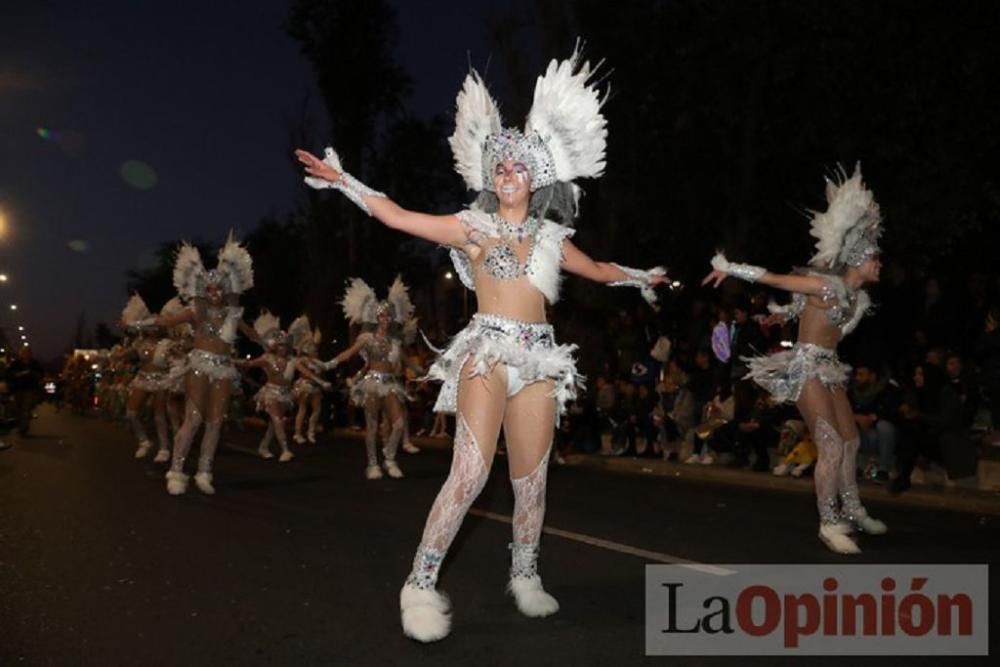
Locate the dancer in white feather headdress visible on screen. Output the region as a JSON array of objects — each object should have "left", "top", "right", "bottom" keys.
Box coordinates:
[
  {"left": 703, "top": 163, "right": 887, "bottom": 555},
  {"left": 288, "top": 315, "right": 332, "bottom": 445},
  {"left": 296, "top": 43, "right": 668, "bottom": 642},
  {"left": 137, "top": 234, "right": 256, "bottom": 495},
  {"left": 324, "top": 276, "right": 421, "bottom": 480},
  {"left": 119, "top": 293, "right": 172, "bottom": 461},
  {"left": 236, "top": 311, "right": 300, "bottom": 462}
]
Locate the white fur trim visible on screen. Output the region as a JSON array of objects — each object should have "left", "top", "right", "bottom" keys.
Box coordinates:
[
  {"left": 400, "top": 585, "right": 451, "bottom": 642},
  {"left": 508, "top": 576, "right": 560, "bottom": 618}
]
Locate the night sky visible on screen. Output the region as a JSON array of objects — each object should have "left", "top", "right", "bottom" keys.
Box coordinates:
[{"left": 1, "top": 1, "right": 499, "bottom": 360}]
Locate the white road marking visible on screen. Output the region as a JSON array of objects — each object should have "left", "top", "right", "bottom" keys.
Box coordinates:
[{"left": 469, "top": 509, "right": 737, "bottom": 576}]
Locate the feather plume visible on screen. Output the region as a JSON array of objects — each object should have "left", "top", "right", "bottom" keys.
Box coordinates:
[
  {"left": 402, "top": 318, "right": 419, "bottom": 345},
  {"left": 216, "top": 232, "right": 254, "bottom": 294},
  {"left": 253, "top": 310, "right": 281, "bottom": 344},
  {"left": 288, "top": 315, "right": 313, "bottom": 352},
  {"left": 525, "top": 43, "right": 608, "bottom": 183},
  {"left": 386, "top": 275, "right": 415, "bottom": 325},
  {"left": 173, "top": 242, "right": 206, "bottom": 299},
  {"left": 341, "top": 277, "right": 377, "bottom": 325},
  {"left": 808, "top": 163, "right": 880, "bottom": 269},
  {"left": 121, "top": 294, "right": 152, "bottom": 326},
  {"left": 449, "top": 70, "right": 502, "bottom": 191}
]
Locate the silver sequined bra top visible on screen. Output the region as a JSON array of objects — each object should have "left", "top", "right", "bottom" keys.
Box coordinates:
[
  {"left": 194, "top": 304, "right": 243, "bottom": 344},
  {"left": 362, "top": 333, "right": 399, "bottom": 365},
  {"left": 481, "top": 214, "right": 541, "bottom": 281},
  {"left": 782, "top": 271, "right": 870, "bottom": 336}
]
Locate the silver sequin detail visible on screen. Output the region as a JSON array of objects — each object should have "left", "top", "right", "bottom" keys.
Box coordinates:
[
  {"left": 744, "top": 343, "right": 851, "bottom": 404},
  {"left": 482, "top": 214, "right": 540, "bottom": 281},
  {"left": 818, "top": 496, "right": 842, "bottom": 526},
  {"left": 406, "top": 547, "right": 445, "bottom": 590},
  {"left": 482, "top": 128, "right": 557, "bottom": 191},
  {"left": 334, "top": 172, "right": 386, "bottom": 216},
  {"left": 509, "top": 542, "right": 540, "bottom": 580}
]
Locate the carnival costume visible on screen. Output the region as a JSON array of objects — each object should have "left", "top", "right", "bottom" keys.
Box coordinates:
[
  {"left": 161, "top": 235, "right": 253, "bottom": 495},
  {"left": 288, "top": 315, "right": 331, "bottom": 444},
  {"left": 709, "top": 163, "right": 887, "bottom": 553},
  {"left": 329, "top": 276, "right": 416, "bottom": 480},
  {"left": 121, "top": 294, "right": 170, "bottom": 461},
  {"left": 248, "top": 312, "right": 296, "bottom": 462},
  {"left": 303, "top": 46, "right": 664, "bottom": 642}
]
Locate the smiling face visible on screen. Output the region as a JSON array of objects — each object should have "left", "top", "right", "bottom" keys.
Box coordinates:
[{"left": 493, "top": 160, "right": 532, "bottom": 209}]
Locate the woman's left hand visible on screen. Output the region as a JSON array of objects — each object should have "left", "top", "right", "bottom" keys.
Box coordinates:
[{"left": 702, "top": 270, "right": 728, "bottom": 288}]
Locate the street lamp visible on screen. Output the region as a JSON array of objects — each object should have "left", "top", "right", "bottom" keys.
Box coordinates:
[
  {"left": 9, "top": 304, "right": 17, "bottom": 311},
  {"left": 444, "top": 271, "right": 454, "bottom": 280},
  {"left": 18, "top": 325, "right": 24, "bottom": 331},
  {"left": 0, "top": 274, "right": 7, "bottom": 282}
]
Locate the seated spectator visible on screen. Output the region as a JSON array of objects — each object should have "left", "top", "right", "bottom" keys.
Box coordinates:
[
  {"left": 892, "top": 363, "right": 978, "bottom": 494},
  {"left": 849, "top": 363, "right": 902, "bottom": 482}
]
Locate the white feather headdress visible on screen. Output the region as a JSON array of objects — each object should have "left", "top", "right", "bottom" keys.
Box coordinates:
[
  {"left": 253, "top": 310, "right": 284, "bottom": 349},
  {"left": 173, "top": 243, "right": 206, "bottom": 300},
  {"left": 121, "top": 293, "right": 152, "bottom": 327},
  {"left": 341, "top": 278, "right": 378, "bottom": 326},
  {"left": 449, "top": 71, "right": 502, "bottom": 192},
  {"left": 525, "top": 43, "right": 608, "bottom": 184},
  {"left": 215, "top": 232, "right": 254, "bottom": 295},
  {"left": 449, "top": 42, "right": 608, "bottom": 193},
  {"left": 386, "top": 275, "right": 415, "bottom": 326},
  {"left": 808, "top": 163, "right": 882, "bottom": 270},
  {"left": 288, "top": 315, "right": 321, "bottom": 354}
]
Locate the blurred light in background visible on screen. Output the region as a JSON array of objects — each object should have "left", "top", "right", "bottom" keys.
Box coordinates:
[{"left": 120, "top": 160, "right": 158, "bottom": 190}]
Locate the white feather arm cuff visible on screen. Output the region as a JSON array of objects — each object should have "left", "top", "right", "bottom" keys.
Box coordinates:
[
  {"left": 710, "top": 252, "right": 766, "bottom": 283},
  {"left": 304, "top": 147, "right": 386, "bottom": 216},
  {"left": 608, "top": 264, "right": 666, "bottom": 304}
]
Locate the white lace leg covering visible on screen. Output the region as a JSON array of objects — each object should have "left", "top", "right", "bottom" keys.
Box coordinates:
[
  {"left": 364, "top": 402, "right": 380, "bottom": 466},
  {"left": 406, "top": 414, "right": 490, "bottom": 590},
  {"left": 154, "top": 413, "right": 170, "bottom": 453},
  {"left": 171, "top": 400, "right": 203, "bottom": 472},
  {"left": 812, "top": 416, "right": 844, "bottom": 526},
  {"left": 126, "top": 411, "right": 149, "bottom": 444},
  {"left": 384, "top": 417, "right": 404, "bottom": 462},
  {"left": 197, "top": 419, "right": 222, "bottom": 473},
  {"left": 510, "top": 446, "right": 552, "bottom": 580},
  {"left": 837, "top": 436, "right": 864, "bottom": 522},
  {"left": 308, "top": 408, "right": 321, "bottom": 439}
]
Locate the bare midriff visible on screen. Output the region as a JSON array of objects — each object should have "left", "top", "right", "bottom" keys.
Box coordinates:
[
  {"left": 262, "top": 354, "right": 292, "bottom": 387},
  {"left": 467, "top": 237, "right": 548, "bottom": 323}
]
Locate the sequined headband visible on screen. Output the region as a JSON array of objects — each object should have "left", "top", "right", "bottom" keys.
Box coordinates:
[{"left": 482, "top": 128, "right": 557, "bottom": 192}]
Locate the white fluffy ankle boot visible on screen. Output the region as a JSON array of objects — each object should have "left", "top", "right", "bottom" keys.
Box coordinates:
[
  {"left": 165, "top": 471, "right": 189, "bottom": 496},
  {"left": 508, "top": 575, "right": 560, "bottom": 617},
  {"left": 850, "top": 506, "right": 888, "bottom": 535},
  {"left": 400, "top": 584, "right": 451, "bottom": 642},
  {"left": 819, "top": 523, "right": 861, "bottom": 554},
  {"left": 194, "top": 472, "right": 215, "bottom": 495}
]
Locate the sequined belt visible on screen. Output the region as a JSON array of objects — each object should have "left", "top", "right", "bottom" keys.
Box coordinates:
[
  {"left": 470, "top": 313, "right": 554, "bottom": 350},
  {"left": 361, "top": 371, "right": 401, "bottom": 384}
]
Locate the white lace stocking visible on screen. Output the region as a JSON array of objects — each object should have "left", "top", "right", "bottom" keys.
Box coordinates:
[
  {"left": 406, "top": 414, "right": 490, "bottom": 589},
  {"left": 812, "top": 416, "right": 843, "bottom": 525},
  {"left": 510, "top": 446, "right": 551, "bottom": 579}
]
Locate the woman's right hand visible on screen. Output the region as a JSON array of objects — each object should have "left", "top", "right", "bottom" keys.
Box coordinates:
[{"left": 295, "top": 149, "right": 341, "bottom": 184}]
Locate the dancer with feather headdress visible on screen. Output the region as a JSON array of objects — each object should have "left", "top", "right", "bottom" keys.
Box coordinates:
[
  {"left": 288, "top": 315, "right": 332, "bottom": 445},
  {"left": 137, "top": 234, "right": 256, "bottom": 495},
  {"left": 236, "top": 312, "right": 301, "bottom": 462},
  {"left": 703, "top": 163, "right": 887, "bottom": 555},
  {"left": 324, "top": 276, "right": 421, "bottom": 480},
  {"left": 296, "top": 44, "right": 668, "bottom": 641},
  {"left": 119, "top": 293, "right": 172, "bottom": 461}
]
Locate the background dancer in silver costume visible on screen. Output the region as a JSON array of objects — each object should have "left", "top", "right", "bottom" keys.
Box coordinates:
[{"left": 703, "top": 163, "right": 888, "bottom": 554}]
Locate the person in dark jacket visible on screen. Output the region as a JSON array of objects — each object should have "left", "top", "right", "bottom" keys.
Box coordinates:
[{"left": 8, "top": 346, "right": 44, "bottom": 437}]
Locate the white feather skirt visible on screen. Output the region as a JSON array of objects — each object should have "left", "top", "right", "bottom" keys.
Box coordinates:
[
  {"left": 188, "top": 349, "right": 240, "bottom": 383},
  {"left": 350, "top": 372, "right": 408, "bottom": 406},
  {"left": 166, "top": 358, "right": 189, "bottom": 394},
  {"left": 129, "top": 370, "right": 168, "bottom": 393},
  {"left": 744, "top": 343, "right": 851, "bottom": 404},
  {"left": 254, "top": 383, "right": 295, "bottom": 412},
  {"left": 293, "top": 377, "right": 322, "bottom": 401},
  {"left": 428, "top": 314, "right": 583, "bottom": 419}
]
